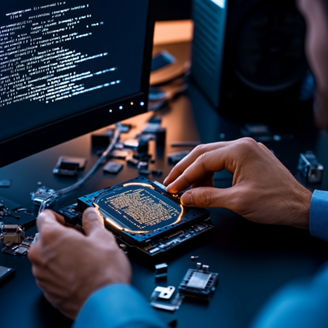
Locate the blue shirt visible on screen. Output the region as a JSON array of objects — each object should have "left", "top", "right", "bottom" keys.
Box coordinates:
[
  {"left": 253, "top": 189, "right": 328, "bottom": 327},
  {"left": 74, "top": 284, "right": 165, "bottom": 328},
  {"left": 75, "top": 190, "right": 328, "bottom": 328},
  {"left": 310, "top": 190, "right": 328, "bottom": 241}
]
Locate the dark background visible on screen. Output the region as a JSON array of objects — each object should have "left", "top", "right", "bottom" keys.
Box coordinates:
[{"left": 153, "top": 0, "right": 192, "bottom": 21}]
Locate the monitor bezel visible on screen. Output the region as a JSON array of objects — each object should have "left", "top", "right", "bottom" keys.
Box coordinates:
[{"left": 0, "top": 1, "right": 155, "bottom": 168}]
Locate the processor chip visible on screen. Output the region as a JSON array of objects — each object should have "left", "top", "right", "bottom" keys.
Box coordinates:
[
  {"left": 93, "top": 183, "right": 183, "bottom": 234},
  {"left": 187, "top": 272, "right": 211, "bottom": 289},
  {"left": 75, "top": 177, "right": 210, "bottom": 245}
]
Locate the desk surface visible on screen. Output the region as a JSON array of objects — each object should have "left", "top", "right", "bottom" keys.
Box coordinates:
[{"left": 1, "top": 46, "right": 328, "bottom": 328}]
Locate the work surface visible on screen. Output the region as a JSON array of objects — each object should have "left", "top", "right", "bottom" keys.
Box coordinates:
[{"left": 1, "top": 79, "right": 328, "bottom": 328}]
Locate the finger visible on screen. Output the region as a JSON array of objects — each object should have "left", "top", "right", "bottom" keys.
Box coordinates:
[
  {"left": 36, "top": 210, "right": 66, "bottom": 234},
  {"left": 164, "top": 142, "right": 231, "bottom": 186},
  {"left": 82, "top": 207, "right": 106, "bottom": 237},
  {"left": 166, "top": 146, "right": 236, "bottom": 193},
  {"left": 28, "top": 243, "right": 43, "bottom": 265},
  {"left": 180, "top": 186, "right": 238, "bottom": 209}
]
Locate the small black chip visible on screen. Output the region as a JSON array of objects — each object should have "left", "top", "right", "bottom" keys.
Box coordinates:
[
  {"left": 0, "top": 266, "right": 15, "bottom": 284},
  {"left": 179, "top": 265, "right": 219, "bottom": 300},
  {"left": 53, "top": 156, "right": 87, "bottom": 177},
  {"left": 103, "top": 162, "right": 123, "bottom": 175}
]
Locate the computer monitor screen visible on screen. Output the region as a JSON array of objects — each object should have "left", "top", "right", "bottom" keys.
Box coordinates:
[{"left": 0, "top": 0, "right": 153, "bottom": 167}]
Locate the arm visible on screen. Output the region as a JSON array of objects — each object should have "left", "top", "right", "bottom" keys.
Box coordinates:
[
  {"left": 74, "top": 284, "right": 165, "bottom": 328},
  {"left": 252, "top": 263, "right": 328, "bottom": 328}
]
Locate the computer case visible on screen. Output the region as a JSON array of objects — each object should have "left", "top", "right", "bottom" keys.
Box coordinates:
[{"left": 191, "top": 0, "right": 314, "bottom": 124}]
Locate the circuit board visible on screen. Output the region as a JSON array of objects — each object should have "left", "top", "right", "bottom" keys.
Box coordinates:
[{"left": 58, "top": 177, "right": 214, "bottom": 257}]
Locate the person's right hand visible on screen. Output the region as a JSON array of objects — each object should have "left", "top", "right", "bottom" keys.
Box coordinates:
[{"left": 164, "top": 138, "right": 312, "bottom": 229}]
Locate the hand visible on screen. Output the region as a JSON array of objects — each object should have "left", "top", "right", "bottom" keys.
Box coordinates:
[
  {"left": 164, "top": 138, "right": 312, "bottom": 229},
  {"left": 28, "top": 208, "right": 131, "bottom": 319}
]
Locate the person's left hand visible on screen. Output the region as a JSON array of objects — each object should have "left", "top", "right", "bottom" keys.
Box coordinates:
[{"left": 28, "top": 208, "right": 131, "bottom": 319}]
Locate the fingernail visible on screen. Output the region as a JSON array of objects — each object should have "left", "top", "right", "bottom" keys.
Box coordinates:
[
  {"left": 166, "top": 185, "right": 177, "bottom": 194},
  {"left": 181, "top": 192, "right": 192, "bottom": 206},
  {"left": 166, "top": 183, "right": 173, "bottom": 191}
]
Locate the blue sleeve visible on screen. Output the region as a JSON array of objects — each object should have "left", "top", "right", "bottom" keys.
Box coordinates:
[
  {"left": 74, "top": 284, "right": 166, "bottom": 328},
  {"left": 252, "top": 263, "right": 328, "bottom": 328},
  {"left": 309, "top": 189, "right": 328, "bottom": 241}
]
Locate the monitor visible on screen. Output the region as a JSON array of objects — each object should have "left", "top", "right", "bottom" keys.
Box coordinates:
[{"left": 0, "top": 0, "right": 154, "bottom": 167}]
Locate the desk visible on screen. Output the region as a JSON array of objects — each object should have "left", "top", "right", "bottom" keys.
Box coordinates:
[{"left": 1, "top": 48, "right": 328, "bottom": 328}]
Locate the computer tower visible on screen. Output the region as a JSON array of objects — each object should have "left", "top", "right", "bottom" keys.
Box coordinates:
[{"left": 191, "top": 0, "right": 314, "bottom": 124}]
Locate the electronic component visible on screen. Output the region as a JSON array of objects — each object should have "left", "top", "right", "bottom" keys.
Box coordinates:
[
  {"left": 151, "top": 170, "right": 163, "bottom": 178},
  {"left": 0, "top": 266, "right": 15, "bottom": 284},
  {"left": 110, "top": 149, "right": 131, "bottom": 160},
  {"left": 0, "top": 198, "right": 35, "bottom": 228},
  {"left": 138, "top": 136, "right": 150, "bottom": 154},
  {"left": 53, "top": 156, "right": 87, "bottom": 177},
  {"left": 127, "top": 157, "right": 139, "bottom": 167},
  {"left": 31, "top": 186, "right": 57, "bottom": 212},
  {"left": 155, "top": 262, "right": 168, "bottom": 281},
  {"left": 123, "top": 139, "right": 140, "bottom": 149},
  {"left": 2, "top": 236, "right": 35, "bottom": 256},
  {"left": 133, "top": 152, "right": 152, "bottom": 162},
  {"left": 0, "top": 223, "right": 25, "bottom": 246},
  {"left": 168, "top": 151, "right": 190, "bottom": 166},
  {"left": 0, "top": 222, "right": 36, "bottom": 256},
  {"left": 142, "top": 119, "right": 166, "bottom": 134},
  {"left": 138, "top": 161, "right": 149, "bottom": 171},
  {"left": 143, "top": 124, "right": 166, "bottom": 146},
  {"left": 139, "top": 169, "right": 151, "bottom": 176},
  {"left": 179, "top": 263, "right": 219, "bottom": 301},
  {"left": 103, "top": 162, "right": 123, "bottom": 175},
  {"left": 91, "top": 129, "right": 114, "bottom": 148},
  {"left": 0, "top": 201, "right": 19, "bottom": 221},
  {"left": 123, "top": 135, "right": 149, "bottom": 153},
  {"left": 150, "top": 286, "right": 183, "bottom": 312},
  {"left": 297, "top": 151, "right": 324, "bottom": 185},
  {"left": 58, "top": 204, "right": 82, "bottom": 226},
  {"left": 58, "top": 177, "right": 213, "bottom": 258}
]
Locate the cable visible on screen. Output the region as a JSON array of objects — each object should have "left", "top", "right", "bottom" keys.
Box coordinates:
[
  {"left": 56, "top": 127, "right": 121, "bottom": 196},
  {"left": 35, "top": 125, "right": 121, "bottom": 215}
]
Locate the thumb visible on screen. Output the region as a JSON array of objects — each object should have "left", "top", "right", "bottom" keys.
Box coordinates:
[
  {"left": 82, "top": 207, "right": 105, "bottom": 236},
  {"left": 180, "top": 186, "right": 236, "bottom": 209}
]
